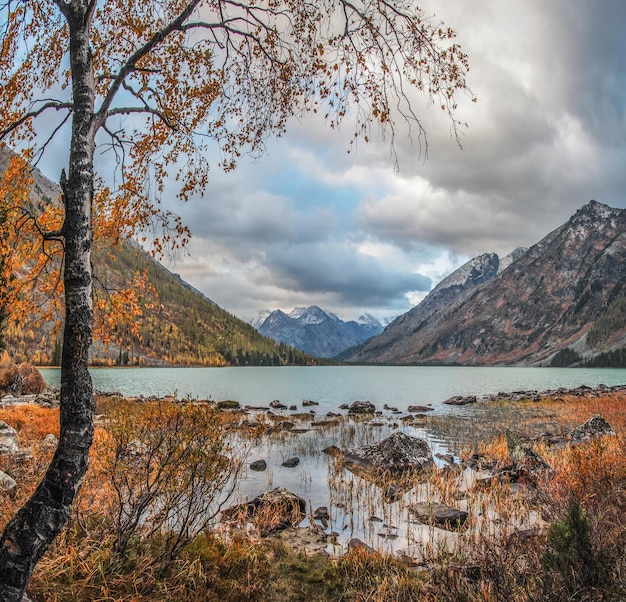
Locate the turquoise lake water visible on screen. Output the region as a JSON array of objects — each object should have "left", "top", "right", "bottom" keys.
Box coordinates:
[{"left": 39, "top": 365, "right": 626, "bottom": 414}]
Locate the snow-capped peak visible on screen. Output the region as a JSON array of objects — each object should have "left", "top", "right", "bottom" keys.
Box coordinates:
[
  {"left": 244, "top": 309, "right": 272, "bottom": 329},
  {"left": 358, "top": 313, "right": 383, "bottom": 328},
  {"left": 289, "top": 305, "right": 339, "bottom": 325}
]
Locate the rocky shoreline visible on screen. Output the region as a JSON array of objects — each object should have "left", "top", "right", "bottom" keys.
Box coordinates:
[
  {"left": 4, "top": 381, "right": 626, "bottom": 415},
  {"left": 442, "top": 382, "right": 626, "bottom": 406}
]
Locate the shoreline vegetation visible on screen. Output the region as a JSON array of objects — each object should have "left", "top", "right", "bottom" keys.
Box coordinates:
[{"left": 1, "top": 374, "right": 626, "bottom": 600}]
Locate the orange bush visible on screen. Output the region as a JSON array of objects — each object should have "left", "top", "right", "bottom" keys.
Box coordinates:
[
  {"left": 0, "top": 362, "right": 46, "bottom": 395},
  {"left": 0, "top": 366, "right": 18, "bottom": 393},
  {"left": 0, "top": 405, "right": 59, "bottom": 442},
  {"left": 17, "top": 363, "right": 46, "bottom": 394}
]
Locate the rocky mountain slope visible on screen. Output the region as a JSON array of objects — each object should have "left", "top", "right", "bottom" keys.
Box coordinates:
[
  {"left": 1, "top": 148, "right": 317, "bottom": 367},
  {"left": 347, "top": 201, "right": 626, "bottom": 366},
  {"left": 249, "top": 306, "right": 384, "bottom": 357}
]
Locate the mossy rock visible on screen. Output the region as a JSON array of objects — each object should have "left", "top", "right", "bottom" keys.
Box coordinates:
[{"left": 217, "top": 399, "right": 241, "bottom": 410}]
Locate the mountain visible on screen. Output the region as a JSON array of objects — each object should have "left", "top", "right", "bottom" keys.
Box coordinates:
[
  {"left": 252, "top": 305, "right": 384, "bottom": 357},
  {"left": 346, "top": 201, "right": 626, "bottom": 366},
  {"left": 1, "top": 147, "right": 319, "bottom": 367}
]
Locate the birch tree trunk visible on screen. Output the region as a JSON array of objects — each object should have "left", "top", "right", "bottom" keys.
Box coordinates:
[{"left": 0, "top": 3, "right": 96, "bottom": 600}]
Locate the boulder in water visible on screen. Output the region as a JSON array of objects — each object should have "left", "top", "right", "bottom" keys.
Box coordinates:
[{"left": 344, "top": 432, "right": 434, "bottom": 475}]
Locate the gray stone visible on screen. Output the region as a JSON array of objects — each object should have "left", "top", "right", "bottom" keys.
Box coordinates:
[
  {"left": 344, "top": 432, "right": 434, "bottom": 475},
  {"left": 41, "top": 434, "right": 58, "bottom": 448},
  {"left": 347, "top": 400, "right": 376, "bottom": 415},
  {"left": 250, "top": 459, "right": 267, "bottom": 471},
  {"left": 322, "top": 445, "right": 341, "bottom": 457},
  {"left": 569, "top": 414, "right": 615, "bottom": 442},
  {"left": 222, "top": 487, "right": 306, "bottom": 535},
  {"left": 442, "top": 395, "right": 478, "bottom": 406},
  {"left": 282, "top": 457, "right": 300, "bottom": 468},
  {"left": 0, "top": 421, "right": 18, "bottom": 454},
  {"left": 409, "top": 502, "right": 468, "bottom": 530},
  {"left": 0, "top": 470, "right": 17, "bottom": 493},
  {"left": 313, "top": 506, "right": 329, "bottom": 520}
]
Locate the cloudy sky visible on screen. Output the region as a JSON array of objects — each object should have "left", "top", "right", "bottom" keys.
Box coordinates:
[{"left": 36, "top": 0, "right": 626, "bottom": 323}]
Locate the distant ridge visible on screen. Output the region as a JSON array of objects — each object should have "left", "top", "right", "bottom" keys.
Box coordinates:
[
  {"left": 346, "top": 201, "right": 626, "bottom": 366},
  {"left": 248, "top": 305, "right": 385, "bottom": 358}
]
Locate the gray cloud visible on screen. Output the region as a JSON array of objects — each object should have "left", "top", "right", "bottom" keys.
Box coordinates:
[
  {"left": 265, "top": 242, "right": 431, "bottom": 306},
  {"left": 32, "top": 1, "right": 626, "bottom": 322}
]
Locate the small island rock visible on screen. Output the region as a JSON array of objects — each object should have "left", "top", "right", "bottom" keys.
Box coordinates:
[
  {"left": 250, "top": 459, "right": 267, "bottom": 472},
  {"left": 409, "top": 502, "right": 468, "bottom": 530},
  {"left": 347, "top": 400, "right": 376, "bottom": 415},
  {"left": 344, "top": 432, "right": 434, "bottom": 475}
]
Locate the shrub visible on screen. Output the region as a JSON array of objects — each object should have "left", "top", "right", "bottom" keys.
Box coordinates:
[
  {"left": 541, "top": 500, "right": 599, "bottom": 598},
  {"left": 102, "top": 400, "right": 243, "bottom": 560},
  {"left": 17, "top": 362, "right": 46, "bottom": 394},
  {"left": 0, "top": 362, "right": 45, "bottom": 394}
]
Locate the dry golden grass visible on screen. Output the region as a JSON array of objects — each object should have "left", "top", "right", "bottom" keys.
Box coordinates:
[
  {"left": 0, "top": 392, "right": 624, "bottom": 601},
  {"left": 0, "top": 404, "right": 59, "bottom": 442}
]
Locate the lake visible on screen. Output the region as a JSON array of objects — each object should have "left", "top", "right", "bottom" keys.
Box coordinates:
[
  {"left": 39, "top": 365, "right": 626, "bottom": 414},
  {"left": 38, "top": 364, "right": 626, "bottom": 556}
]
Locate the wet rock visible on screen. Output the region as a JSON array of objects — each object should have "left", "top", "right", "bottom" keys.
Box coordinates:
[
  {"left": 409, "top": 502, "right": 468, "bottom": 530},
  {"left": 377, "top": 531, "right": 399, "bottom": 540},
  {"left": 302, "top": 400, "right": 319, "bottom": 407},
  {"left": 344, "top": 432, "right": 434, "bottom": 475},
  {"left": 0, "top": 470, "right": 17, "bottom": 493},
  {"left": 569, "top": 414, "right": 615, "bottom": 442},
  {"left": 282, "top": 457, "right": 300, "bottom": 468},
  {"left": 0, "top": 421, "right": 18, "bottom": 454},
  {"left": 407, "top": 405, "right": 435, "bottom": 412},
  {"left": 312, "top": 419, "right": 339, "bottom": 427},
  {"left": 250, "top": 459, "right": 267, "bottom": 472},
  {"left": 435, "top": 453, "right": 455, "bottom": 465},
  {"left": 323, "top": 445, "right": 341, "bottom": 457},
  {"left": 348, "top": 538, "right": 376, "bottom": 553},
  {"left": 217, "top": 399, "right": 241, "bottom": 410},
  {"left": 270, "top": 400, "right": 287, "bottom": 410},
  {"left": 222, "top": 487, "right": 306, "bottom": 535},
  {"left": 401, "top": 415, "right": 427, "bottom": 425},
  {"left": 347, "top": 400, "right": 376, "bottom": 415},
  {"left": 442, "top": 395, "right": 477, "bottom": 406},
  {"left": 313, "top": 506, "right": 329, "bottom": 521}
]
